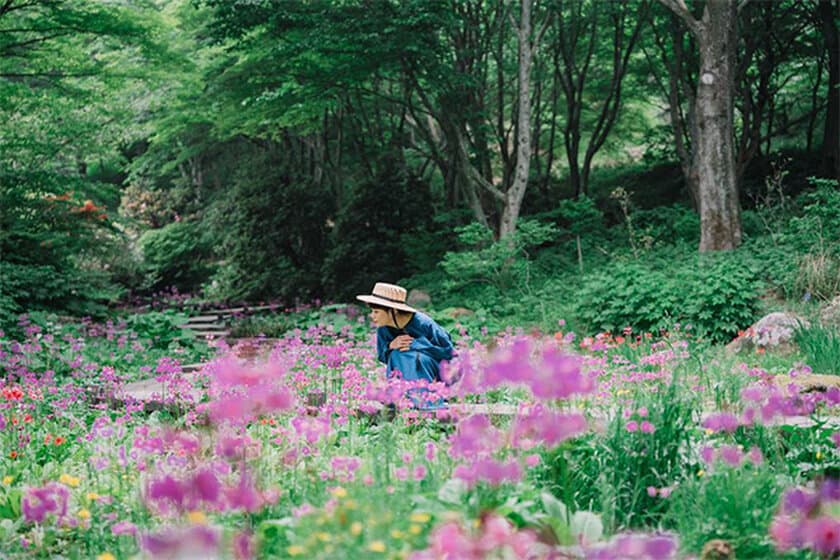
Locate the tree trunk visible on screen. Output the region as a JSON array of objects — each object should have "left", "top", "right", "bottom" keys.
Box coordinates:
[
  {"left": 819, "top": 0, "right": 840, "bottom": 181},
  {"left": 500, "top": 0, "right": 535, "bottom": 238},
  {"left": 695, "top": 0, "right": 741, "bottom": 251},
  {"left": 659, "top": 0, "right": 742, "bottom": 251}
]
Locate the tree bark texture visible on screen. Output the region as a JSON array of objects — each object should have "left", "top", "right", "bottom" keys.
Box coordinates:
[
  {"left": 819, "top": 0, "right": 840, "bottom": 182},
  {"left": 659, "top": 0, "right": 742, "bottom": 251}
]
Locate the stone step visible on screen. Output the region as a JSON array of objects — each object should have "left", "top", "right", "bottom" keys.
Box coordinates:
[{"left": 183, "top": 315, "right": 222, "bottom": 324}]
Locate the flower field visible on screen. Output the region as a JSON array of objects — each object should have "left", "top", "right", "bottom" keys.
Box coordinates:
[{"left": 0, "top": 309, "right": 838, "bottom": 559}]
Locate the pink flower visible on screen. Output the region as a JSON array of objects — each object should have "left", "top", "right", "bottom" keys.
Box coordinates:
[
  {"left": 747, "top": 446, "right": 763, "bottom": 466},
  {"left": 22, "top": 483, "right": 69, "bottom": 523},
  {"left": 803, "top": 516, "right": 840, "bottom": 555},
  {"left": 525, "top": 454, "right": 540, "bottom": 467},
  {"left": 111, "top": 521, "right": 138, "bottom": 536},
  {"left": 702, "top": 412, "right": 740, "bottom": 433},
  {"left": 413, "top": 465, "right": 427, "bottom": 481},
  {"left": 640, "top": 421, "right": 655, "bottom": 434},
  {"left": 647, "top": 486, "right": 658, "bottom": 497},
  {"left": 233, "top": 530, "right": 254, "bottom": 560},
  {"left": 425, "top": 442, "right": 437, "bottom": 461},
  {"left": 626, "top": 421, "right": 638, "bottom": 433},
  {"left": 395, "top": 467, "right": 409, "bottom": 481},
  {"left": 769, "top": 516, "right": 799, "bottom": 551},
  {"left": 719, "top": 445, "right": 744, "bottom": 467}
]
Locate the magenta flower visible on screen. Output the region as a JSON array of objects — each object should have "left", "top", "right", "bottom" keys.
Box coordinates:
[
  {"left": 140, "top": 525, "right": 220, "bottom": 557},
  {"left": 233, "top": 530, "right": 254, "bottom": 560},
  {"left": 193, "top": 469, "right": 222, "bottom": 503},
  {"left": 803, "top": 516, "right": 840, "bottom": 555},
  {"left": 147, "top": 475, "right": 186, "bottom": 509},
  {"left": 719, "top": 445, "right": 744, "bottom": 467},
  {"left": 111, "top": 521, "right": 138, "bottom": 536},
  {"left": 702, "top": 412, "right": 740, "bottom": 433},
  {"left": 449, "top": 415, "right": 503, "bottom": 459},
  {"left": 511, "top": 409, "right": 587, "bottom": 449},
  {"left": 22, "top": 483, "right": 70, "bottom": 523}
]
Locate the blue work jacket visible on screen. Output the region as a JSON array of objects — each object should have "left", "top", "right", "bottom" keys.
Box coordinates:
[{"left": 376, "top": 312, "right": 454, "bottom": 382}]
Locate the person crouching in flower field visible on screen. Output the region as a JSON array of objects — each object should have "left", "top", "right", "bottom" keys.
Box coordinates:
[{"left": 357, "top": 282, "right": 453, "bottom": 408}]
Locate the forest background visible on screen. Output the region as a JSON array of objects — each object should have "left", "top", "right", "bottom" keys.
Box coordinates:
[{"left": 1, "top": 0, "right": 839, "bottom": 343}]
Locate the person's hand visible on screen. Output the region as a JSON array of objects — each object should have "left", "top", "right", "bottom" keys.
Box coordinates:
[{"left": 389, "top": 334, "right": 414, "bottom": 352}]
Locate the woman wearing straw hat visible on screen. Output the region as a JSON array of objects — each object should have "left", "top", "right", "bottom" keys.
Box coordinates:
[{"left": 357, "top": 282, "right": 453, "bottom": 385}]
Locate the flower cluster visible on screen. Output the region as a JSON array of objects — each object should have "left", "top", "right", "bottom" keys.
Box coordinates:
[{"left": 770, "top": 479, "right": 840, "bottom": 556}]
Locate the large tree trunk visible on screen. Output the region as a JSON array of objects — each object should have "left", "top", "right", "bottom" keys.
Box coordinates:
[
  {"left": 500, "top": 0, "right": 537, "bottom": 238},
  {"left": 819, "top": 0, "right": 840, "bottom": 182},
  {"left": 695, "top": 0, "right": 741, "bottom": 251},
  {"left": 659, "top": 0, "right": 742, "bottom": 251}
]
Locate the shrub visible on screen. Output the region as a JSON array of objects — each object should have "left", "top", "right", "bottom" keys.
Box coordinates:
[
  {"left": 576, "top": 253, "right": 761, "bottom": 343},
  {"left": 139, "top": 220, "right": 215, "bottom": 293},
  {"left": 440, "top": 219, "right": 558, "bottom": 295}
]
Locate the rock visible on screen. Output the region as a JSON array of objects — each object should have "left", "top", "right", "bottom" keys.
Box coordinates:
[
  {"left": 701, "top": 539, "right": 735, "bottom": 560},
  {"left": 407, "top": 289, "right": 432, "bottom": 307},
  {"left": 772, "top": 373, "right": 840, "bottom": 393},
  {"left": 726, "top": 312, "right": 809, "bottom": 354},
  {"left": 819, "top": 295, "right": 840, "bottom": 329},
  {"left": 447, "top": 307, "right": 475, "bottom": 319}
]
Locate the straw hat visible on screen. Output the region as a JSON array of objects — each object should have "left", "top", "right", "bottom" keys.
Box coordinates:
[{"left": 356, "top": 282, "right": 417, "bottom": 313}]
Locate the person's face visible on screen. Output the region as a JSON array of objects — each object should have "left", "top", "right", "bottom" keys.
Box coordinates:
[{"left": 369, "top": 307, "right": 391, "bottom": 327}]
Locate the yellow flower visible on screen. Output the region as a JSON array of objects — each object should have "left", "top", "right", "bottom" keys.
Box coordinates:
[
  {"left": 350, "top": 522, "right": 363, "bottom": 536},
  {"left": 78, "top": 509, "right": 91, "bottom": 520},
  {"left": 96, "top": 554, "right": 116, "bottom": 560},
  {"left": 59, "top": 473, "right": 80, "bottom": 487},
  {"left": 390, "top": 529, "right": 404, "bottom": 539},
  {"left": 187, "top": 511, "right": 207, "bottom": 525},
  {"left": 816, "top": 451, "right": 822, "bottom": 461},
  {"left": 705, "top": 429, "right": 714, "bottom": 435},
  {"left": 2, "top": 476, "right": 12, "bottom": 485},
  {"left": 86, "top": 492, "right": 100, "bottom": 502},
  {"left": 287, "top": 545, "right": 306, "bottom": 556},
  {"left": 330, "top": 486, "right": 348, "bottom": 498},
  {"left": 409, "top": 524, "right": 422, "bottom": 535},
  {"left": 315, "top": 532, "right": 332, "bottom": 542},
  {"left": 343, "top": 499, "right": 357, "bottom": 509},
  {"left": 368, "top": 540, "right": 386, "bottom": 553},
  {"left": 409, "top": 512, "right": 431, "bottom": 524},
  {"left": 697, "top": 469, "right": 705, "bottom": 478}
]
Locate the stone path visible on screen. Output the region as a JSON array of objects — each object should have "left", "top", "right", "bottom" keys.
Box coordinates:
[{"left": 117, "top": 366, "right": 840, "bottom": 429}]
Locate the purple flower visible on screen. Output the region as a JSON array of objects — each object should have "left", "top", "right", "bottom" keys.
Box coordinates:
[
  {"left": 111, "top": 521, "right": 138, "bottom": 536},
  {"left": 233, "top": 530, "right": 254, "bottom": 560},
  {"left": 22, "top": 483, "right": 70, "bottom": 523},
  {"left": 193, "top": 469, "right": 221, "bottom": 504},
  {"left": 783, "top": 488, "right": 818, "bottom": 516},
  {"left": 702, "top": 412, "right": 740, "bottom": 433},
  {"left": 719, "top": 445, "right": 744, "bottom": 467},
  {"left": 147, "top": 475, "right": 186, "bottom": 509},
  {"left": 140, "top": 525, "right": 220, "bottom": 557}
]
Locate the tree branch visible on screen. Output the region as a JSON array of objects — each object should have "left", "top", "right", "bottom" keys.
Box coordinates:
[{"left": 657, "top": 0, "right": 701, "bottom": 38}]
